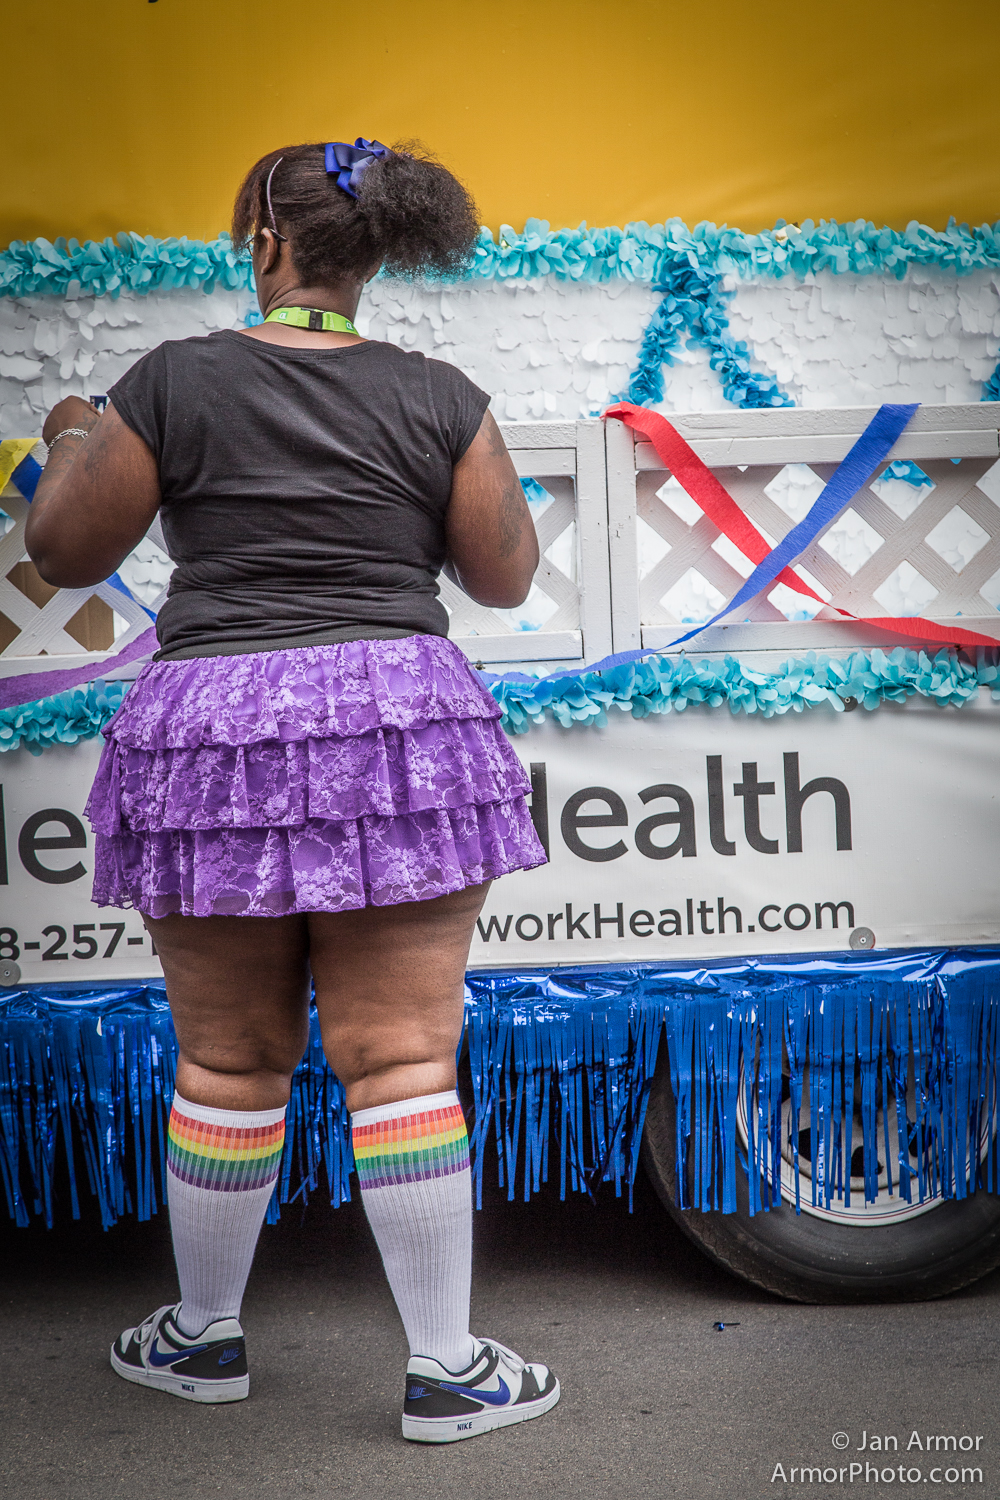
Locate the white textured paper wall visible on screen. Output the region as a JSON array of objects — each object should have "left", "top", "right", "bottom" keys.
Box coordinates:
[{"left": 4, "top": 267, "right": 998, "bottom": 436}]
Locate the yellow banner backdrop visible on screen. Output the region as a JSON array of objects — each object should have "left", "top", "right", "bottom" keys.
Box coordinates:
[{"left": 4, "top": 0, "right": 996, "bottom": 248}]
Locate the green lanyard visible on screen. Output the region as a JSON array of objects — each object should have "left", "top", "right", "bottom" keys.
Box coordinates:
[{"left": 264, "top": 306, "right": 359, "bottom": 335}]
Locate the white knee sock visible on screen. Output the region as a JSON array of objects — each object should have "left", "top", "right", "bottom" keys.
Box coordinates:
[
  {"left": 166, "top": 1093, "right": 286, "bottom": 1337},
  {"left": 352, "top": 1090, "right": 476, "bottom": 1373}
]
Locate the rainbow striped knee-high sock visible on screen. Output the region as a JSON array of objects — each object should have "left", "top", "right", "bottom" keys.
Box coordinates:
[
  {"left": 166, "top": 1094, "right": 286, "bottom": 1337},
  {"left": 352, "top": 1091, "right": 476, "bottom": 1373}
]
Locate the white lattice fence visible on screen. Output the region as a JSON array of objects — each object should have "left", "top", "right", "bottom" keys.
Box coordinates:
[
  {"left": 1, "top": 424, "right": 612, "bottom": 677},
  {"left": 606, "top": 403, "right": 1000, "bottom": 654},
  {"left": 4, "top": 407, "right": 1000, "bottom": 690},
  {"left": 0, "top": 452, "right": 166, "bottom": 672},
  {"left": 441, "top": 420, "right": 612, "bottom": 666}
]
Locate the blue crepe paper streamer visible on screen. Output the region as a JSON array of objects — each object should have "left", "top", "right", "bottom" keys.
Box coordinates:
[
  {"left": 11, "top": 453, "right": 42, "bottom": 501},
  {"left": 3, "top": 648, "right": 998, "bottom": 757},
  {"left": 623, "top": 403, "right": 919, "bottom": 656},
  {"left": 103, "top": 571, "right": 158, "bottom": 623},
  {"left": 2, "top": 949, "right": 997, "bottom": 1228},
  {"left": 6, "top": 453, "right": 157, "bottom": 626}
]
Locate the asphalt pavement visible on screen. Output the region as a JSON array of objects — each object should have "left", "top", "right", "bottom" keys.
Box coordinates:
[{"left": 2, "top": 1163, "right": 998, "bottom": 1499}]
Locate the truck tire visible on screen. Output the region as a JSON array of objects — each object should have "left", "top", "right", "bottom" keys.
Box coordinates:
[{"left": 641, "top": 1064, "right": 1000, "bottom": 1302}]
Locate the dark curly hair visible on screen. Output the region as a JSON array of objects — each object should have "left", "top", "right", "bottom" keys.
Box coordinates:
[{"left": 231, "top": 140, "right": 479, "bottom": 284}]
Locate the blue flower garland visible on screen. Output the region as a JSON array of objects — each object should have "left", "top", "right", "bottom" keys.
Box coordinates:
[
  {"left": 5, "top": 217, "right": 1000, "bottom": 299},
  {"left": 3, "top": 217, "right": 1000, "bottom": 403},
  {"left": 0, "top": 232, "right": 252, "bottom": 301},
  {"left": 1, "top": 649, "right": 996, "bottom": 756},
  {"left": 489, "top": 646, "right": 1000, "bottom": 734},
  {"left": 983, "top": 365, "right": 1000, "bottom": 403},
  {"left": 468, "top": 216, "right": 1000, "bottom": 285},
  {"left": 0, "top": 679, "right": 129, "bottom": 756},
  {"left": 624, "top": 249, "right": 791, "bottom": 410}
]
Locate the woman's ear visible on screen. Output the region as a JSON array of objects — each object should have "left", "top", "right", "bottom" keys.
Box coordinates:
[{"left": 257, "top": 228, "right": 285, "bottom": 277}]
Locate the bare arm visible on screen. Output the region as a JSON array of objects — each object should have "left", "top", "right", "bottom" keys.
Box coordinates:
[
  {"left": 26, "top": 396, "right": 162, "bottom": 587},
  {"left": 444, "top": 411, "right": 539, "bottom": 608}
]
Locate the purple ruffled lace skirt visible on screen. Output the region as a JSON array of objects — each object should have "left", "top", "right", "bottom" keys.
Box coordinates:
[{"left": 86, "top": 635, "right": 546, "bottom": 918}]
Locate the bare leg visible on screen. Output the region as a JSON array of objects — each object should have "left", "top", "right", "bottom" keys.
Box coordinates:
[
  {"left": 144, "top": 912, "right": 311, "bottom": 1109},
  {"left": 308, "top": 883, "right": 490, "bottom": 1371},
  {"left": 130, "top": 913, "right": 312, "bottom": 1347},
  {"left": 307, "top": 882, "right": 490, "bottom": 1111}
]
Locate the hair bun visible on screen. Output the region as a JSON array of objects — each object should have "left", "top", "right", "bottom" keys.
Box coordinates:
[{"left": 232, "top": 140, "right": 479, "bottom": 285}]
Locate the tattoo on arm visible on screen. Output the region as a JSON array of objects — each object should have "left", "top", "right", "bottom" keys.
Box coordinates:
[
  {"left": 33, "top": 434, "right": 87, "bottom": 510},
  {"left": 498, "top": 477, "right": 526, "bottom": 559},
  {"left": 481, "top": 413, "right": 528, "bottom": 559},
  {"left": 41, "top": 439, "right": 81, "bottom": 481},
  {"left": 82, "top": 420, "right": 114, "bottom": 481},
  {"left": 483, "top": 411, "right": 508, "bottom": 459}
]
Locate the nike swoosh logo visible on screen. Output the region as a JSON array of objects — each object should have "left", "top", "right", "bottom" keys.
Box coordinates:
[
  {"left": 439, "top": 1375, "right": 510, "bottom": 1406},
  {"left": 148, "top": 1339, "right": 208, "bottom": 1368}
]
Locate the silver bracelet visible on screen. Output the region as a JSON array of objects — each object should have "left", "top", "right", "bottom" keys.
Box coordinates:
[{"left": 47, "top": 427, "right": 92, "bottom": 448}]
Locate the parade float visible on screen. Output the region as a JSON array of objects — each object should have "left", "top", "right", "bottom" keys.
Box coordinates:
[
  {"left": 3, "top": 2, "right": 999, "bottom": 1304},
  {"left": 3, "top": 217, "right": 999, "bottom": 1303}
]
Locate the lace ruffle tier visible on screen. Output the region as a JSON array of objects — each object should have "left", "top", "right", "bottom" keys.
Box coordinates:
[{"left": 87, "top": 637, "right": 545, "bottom": 918}]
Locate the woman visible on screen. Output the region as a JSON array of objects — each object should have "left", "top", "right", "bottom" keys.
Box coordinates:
[{"left": 27, "top": 138, "right": 558, "bottom": 1444}]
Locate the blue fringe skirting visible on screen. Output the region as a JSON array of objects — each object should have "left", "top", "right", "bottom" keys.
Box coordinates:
[{"left": 1, "top": 948, "right": 997, "bottom": 1229}]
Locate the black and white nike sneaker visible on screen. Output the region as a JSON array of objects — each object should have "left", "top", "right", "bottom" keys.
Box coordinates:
[
  {"left": 402, "top": 1337, "right": 560, "bottom": 1443},
  {"left": 110, "top": 1303, "right": 249, "bottom": 1404}
]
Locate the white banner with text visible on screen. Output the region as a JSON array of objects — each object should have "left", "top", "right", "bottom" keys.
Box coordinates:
[
  {"left": 472, "top": 691, "right": 1000, "bottom": 965},
  {"left": 0, "top": 692, "right": 997, "bottom": 983},
  {"left": 0, "top": 738, "right": 159, "bottom": 985}
]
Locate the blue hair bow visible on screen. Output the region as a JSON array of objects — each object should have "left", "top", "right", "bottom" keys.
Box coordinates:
[{"left": 324, "top": 138, "right": 390, "bottom": 198}]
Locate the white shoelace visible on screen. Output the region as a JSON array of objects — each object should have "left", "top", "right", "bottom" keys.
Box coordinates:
[
  {"left": 136, "top": 1304, "right": 184, "bottom": 1347},
  {"left": 476, "top": 1337, "right": 526, "bottom": 1375}
]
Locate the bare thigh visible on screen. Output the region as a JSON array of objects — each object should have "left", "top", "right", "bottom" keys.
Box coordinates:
[
  {"left": 145, "top": 912, "right": 311, "bottom": 1111},
  {"left": 146, "top": 881, "right": 489, "bottom": 1115},
  {"left": 309, "top": 881, "right": 491, "bottom": 1113}
]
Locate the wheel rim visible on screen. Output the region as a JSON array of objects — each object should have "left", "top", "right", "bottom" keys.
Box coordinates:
[{"left": 735, "top": 1059, "right": 992, "bottom": 1227}]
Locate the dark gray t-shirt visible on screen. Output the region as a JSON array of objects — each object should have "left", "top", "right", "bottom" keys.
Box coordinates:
[{"left": 109, "top": 331, "right": 490, "bottom": 659}]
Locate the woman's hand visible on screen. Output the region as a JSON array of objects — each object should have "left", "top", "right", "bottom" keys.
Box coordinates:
[
  {"left": 444, "top": 412, "right": 539, "bottom": 608},
  {"left": 41, "top": 395, "right": 102, "bottom": 446}
]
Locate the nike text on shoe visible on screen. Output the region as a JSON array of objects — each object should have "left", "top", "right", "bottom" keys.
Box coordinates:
[
  {"left": 402, "top": 1338, "right": 559, "bottom": 1443},
  {"left": 110, "top": 1304, "right": 249, "bottom": 1404}
]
